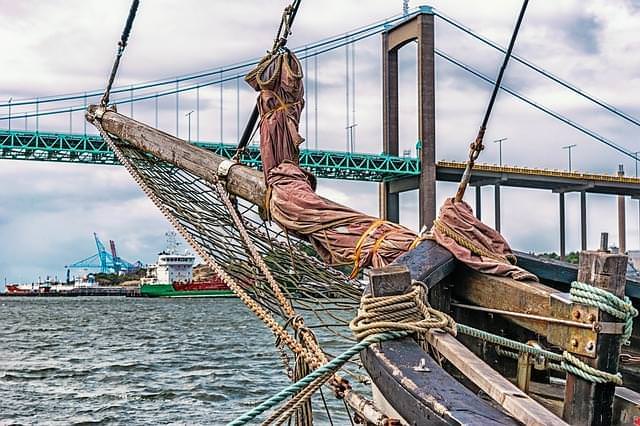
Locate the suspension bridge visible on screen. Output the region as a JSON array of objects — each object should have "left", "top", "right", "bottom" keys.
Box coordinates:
[{"left": 1, "top": 5, "right": 639, "bottom": 258}]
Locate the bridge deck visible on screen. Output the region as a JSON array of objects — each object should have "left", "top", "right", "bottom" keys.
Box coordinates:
[
  {"left": 420, "top": 160, "right": 639, "bottom": 196},
  {"left": 1, "top": 130, "right": 638, "bottom": 196}
]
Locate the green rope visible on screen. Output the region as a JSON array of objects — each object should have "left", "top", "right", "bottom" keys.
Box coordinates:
[
  {"left": 570, "top": 281, "right": 638, "bottom": 345},
  {"left": 458, "top": 324, "right": 562, "bottom": 362},
  {"left": 458, "top": 280, "right": 638, "bottom": 385},
  {"left": 227, "top": 331, "right": 408, "bottom": 426},
  {"left": 562, "top": 351, "right": 622, "bottom": 385},
  {"left": 458, "top": 324, "right": 623, "bottom": 385}
]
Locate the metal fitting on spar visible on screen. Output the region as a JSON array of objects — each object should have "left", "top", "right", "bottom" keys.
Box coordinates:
[{"left": 85, "top": 104, "right": 117, "bottom": 123}]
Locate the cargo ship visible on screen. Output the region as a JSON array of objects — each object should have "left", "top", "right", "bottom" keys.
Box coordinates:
[
  {"left": 5, "top": 283, "right": 40, "bottom": 294},
  {"left": 139, "top": 250, "right": 233, "bottom": 298}
]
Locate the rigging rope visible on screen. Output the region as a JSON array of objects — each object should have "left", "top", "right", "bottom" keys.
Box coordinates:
[
  {"left": 349, "top": 283, "right": 456, "bottom": 340},
  {"left": 227, "top": 331, "right": 407, "bottom": 426},
  {"left": 454, "top": 0, "right": 529, "bottom": 202},
  {"left": 100, "top": 0, "right": 140, "bottom": 107},
  {"left": 236, "top": 0, "right": 303, "bottom": 158}
]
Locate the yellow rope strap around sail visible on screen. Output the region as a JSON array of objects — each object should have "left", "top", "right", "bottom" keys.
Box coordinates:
[
  {"left": 350, "top": 219, "right": 386, "bottom": 278},
  {"left": 432, "top": 218, "right": 516, "bottom": 264},
  {"left": 261, "top": 90, "right": 302, "bottom": 119}
]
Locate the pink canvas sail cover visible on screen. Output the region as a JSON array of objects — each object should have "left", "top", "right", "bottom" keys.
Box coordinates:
[
  {"left": 245, "top": 49, "right": 536, "bottom": 281},
  {"left": 431, "top": 198, "right": 537, "bottom": 281}
]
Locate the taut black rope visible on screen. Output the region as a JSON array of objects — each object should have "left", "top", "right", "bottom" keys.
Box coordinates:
[
  {"left": 455, "top": 0, "right": 529, "bottom": 202},
  {"left": 100, "top": 0, "right": 141, "bottom": 107}
]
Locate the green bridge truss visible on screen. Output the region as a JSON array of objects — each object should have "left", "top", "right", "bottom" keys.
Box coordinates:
[{"left": 0, "top": 129, "right": 420, "bottom": 182}]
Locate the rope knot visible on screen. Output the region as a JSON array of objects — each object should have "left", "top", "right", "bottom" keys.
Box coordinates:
[{"left": 349, "top": 284, "right": 456, "bottom": 341}]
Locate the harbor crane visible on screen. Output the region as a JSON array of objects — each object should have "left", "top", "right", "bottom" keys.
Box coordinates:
[{"left": 66, "top": 233, "right": 141, "bottom": 274}]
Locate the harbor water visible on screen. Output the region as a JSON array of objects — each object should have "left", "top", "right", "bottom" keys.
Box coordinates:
[{"left": 0, "top": 297, "right": 358, "bottom": 425}]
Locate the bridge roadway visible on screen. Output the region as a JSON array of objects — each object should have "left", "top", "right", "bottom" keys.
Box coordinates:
[
  {"left": 1, "top": 129, "right": 638, "bottom": 195},
  {"left": 3, "top": 129, "right": 639, "bottom": 256}
]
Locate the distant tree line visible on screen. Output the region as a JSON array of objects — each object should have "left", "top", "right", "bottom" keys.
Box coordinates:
[{"left": 538, "top": 251, "right": 579, "bottom": 264}]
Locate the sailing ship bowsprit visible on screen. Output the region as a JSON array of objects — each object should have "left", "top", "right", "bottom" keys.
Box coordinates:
[{"left": 86, "top": 1, "right": 640, "bottom": 425}]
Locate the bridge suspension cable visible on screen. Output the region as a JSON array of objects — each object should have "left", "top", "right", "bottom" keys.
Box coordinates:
[
  {"left": 437, "top": 49, "right": 639, "bottom": 162},
  {"left": 0, "top": 9, "right": 421, "bottom": 108},
  {"left": 434, "top": 10, "right": 640, "bottom": 128},
  {"left": 0, "top": 21, "right": 391, "bottom": 122},
  {"left": 1, "top": 6, "right": 637, "bottom": 165}
]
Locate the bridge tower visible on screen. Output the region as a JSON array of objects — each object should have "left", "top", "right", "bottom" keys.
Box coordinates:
[{"left": 379, "top": 6, "right": 436, "bottom": 229}]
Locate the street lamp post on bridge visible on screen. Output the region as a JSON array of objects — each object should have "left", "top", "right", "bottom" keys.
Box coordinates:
[
  {"left": 562, "top": 144, "right": 577, "bottom": 171},
  {"left": 185, "top": 110, "right": 195, "bottom": 142},
  {"left": 7, "top": 97, "right": 11, "bottom": 131},
  {"left": 493, "top": 137, "right": 508, "bottom": 166}
]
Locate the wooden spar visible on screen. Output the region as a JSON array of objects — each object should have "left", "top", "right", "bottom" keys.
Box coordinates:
[
  {"left": 86, "top": 106, "right": 266, "bottom": 206},
  {"left": 451, "top": 267, "right": 619, "bottom": 359},
  {"left": 424, "top": 331, "right": 566, "bottom": 426},
  {"left": 562, "top": 251, "right": 628, "bottom": 425}
]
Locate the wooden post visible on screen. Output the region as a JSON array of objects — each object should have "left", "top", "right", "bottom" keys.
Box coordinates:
[
  {"left": 368, "top": 265, "right": 412, "bottom": 297},
  {"left": 562, "top": 250, "right": 628, "bottom": 425},
  {"left": 516, "top": 351, "right": 532, "bottom": 393}
]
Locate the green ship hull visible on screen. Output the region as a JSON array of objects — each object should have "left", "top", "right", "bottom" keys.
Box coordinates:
[{"left": 140, "top": 283, "right": 235, "bottom": 298}]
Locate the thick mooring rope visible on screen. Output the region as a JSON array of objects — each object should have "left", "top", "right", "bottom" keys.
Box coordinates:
[
  {"left": 231, "top": 283, "right": 459, "bottom": 425},
  {"left": 345, "top": 278, "right": 633, "bottom": 386},
  {"left": 349, "top": 283, "right": 456, "bottom": 340},
  {"left": 570, "top": 280, "right": 638, "bottom": 345}
]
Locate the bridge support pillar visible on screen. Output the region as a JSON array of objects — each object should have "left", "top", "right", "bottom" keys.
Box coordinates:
[
  {"left": 380, "top": 7, "right": 435, "bottom": 229},
  {"left": 494, "top": 184, "right": 501, "bottom": 232},
  {"left": 559, "top": 192, "right": 566, "bottom": 260},
  {"left": 475, "top": 185, "right": 482, "bottom": 220},
  {"left": 379, "top": 183, "right": 400, "bottom": 223},
  {"left": 580, "top": 191, "right": 587, "bottom": 251},
  {"left": 618, "top": 165, "right": 627, "bottom": 253}
]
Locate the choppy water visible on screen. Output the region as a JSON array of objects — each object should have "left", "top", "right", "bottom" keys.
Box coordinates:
[{"left": 0, "top": 297, "right": 359, "bottom": 425}]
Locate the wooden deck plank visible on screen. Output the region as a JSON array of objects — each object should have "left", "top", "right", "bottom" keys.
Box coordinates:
[{"left": 425, "top": 330, "right": 567, "bottom": 426}]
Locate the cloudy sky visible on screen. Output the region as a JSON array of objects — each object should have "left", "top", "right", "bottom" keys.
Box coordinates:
[{"left": 1, "top": 0, "right": 639, "bottom": 285}]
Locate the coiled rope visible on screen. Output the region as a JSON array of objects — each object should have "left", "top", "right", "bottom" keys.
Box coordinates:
[
  {"left": 349, "top": 283, "right": 456, "bottom": 340},
  {"left": 570, "top": 280, "right": 638, "bottom": 345},
  {"left": 230, "top": 282, "right": 456, "bottom": 425},
  {"left": 231, "top": 278, "right": 637, "bottom": 424}
]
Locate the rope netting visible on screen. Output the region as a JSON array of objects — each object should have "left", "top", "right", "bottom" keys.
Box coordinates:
[{"left": 110, "top": 136, "right": 364, "bottom": 355}]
